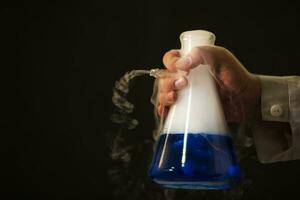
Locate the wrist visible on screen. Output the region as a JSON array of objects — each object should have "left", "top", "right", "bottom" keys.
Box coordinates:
[{"left": 242, "top": 74, "right": 261, "bottom": 121}]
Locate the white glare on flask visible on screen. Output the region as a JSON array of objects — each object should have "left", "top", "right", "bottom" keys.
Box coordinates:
[{"left": 149, "top": 30, "right": 242, "bottom": 189}]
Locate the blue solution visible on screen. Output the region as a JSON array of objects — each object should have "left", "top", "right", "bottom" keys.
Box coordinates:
[{"left": 149, "top": 133, "right": 241, "bottom": 189}]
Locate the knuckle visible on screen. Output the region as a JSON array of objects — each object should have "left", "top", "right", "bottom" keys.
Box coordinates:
[
  {"left": 216, "top": 46, "right": 230, "bottom": 55},
  {"left": 163, "top": 50, "right": 174, "bottom": 64}
]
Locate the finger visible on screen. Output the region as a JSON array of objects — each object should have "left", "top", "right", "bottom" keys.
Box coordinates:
[
  {"left": 158, "top": 91, "right": 177, "bottom": 106},
  {"left": 157, "top": 105, "right": 169, "bottom": 117},
  {"left": 159, "top": 76, "right": 187, "bottom": 93},
  {"left": 162, "top": 49, "right": 181, "bottom": 72},
  {"left": 175, "top": 46, "right": 214, "bottom": 71},
  {"left": 174, "top": 77, "right": 188, "bottom": 90},
  {"left": 158, "top": 77, "right": 177, "bottom": 93},
  {"left": 157, "top": 104, "right": 163, "bottom": 116}
]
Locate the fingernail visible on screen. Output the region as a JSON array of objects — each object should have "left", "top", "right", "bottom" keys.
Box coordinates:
[
  {"left": 175, "top": 77, "right": 187, "bottom": 89},
  {"left": 176, "top": 56, "right": 192, "bottom": 70}
]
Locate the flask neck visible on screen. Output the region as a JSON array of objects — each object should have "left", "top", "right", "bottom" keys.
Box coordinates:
[{"left": 180, "top": 30, "right": 216, "bottom": 56}]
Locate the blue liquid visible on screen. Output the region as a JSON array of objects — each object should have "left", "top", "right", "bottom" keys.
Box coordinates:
[{"left": 149, "top": 133, "right": 241, "bottom": 189}]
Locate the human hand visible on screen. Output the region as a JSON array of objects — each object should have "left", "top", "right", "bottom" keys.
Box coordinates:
[{"left": 157, "top": 46, "right": 261, "bottom": 122}]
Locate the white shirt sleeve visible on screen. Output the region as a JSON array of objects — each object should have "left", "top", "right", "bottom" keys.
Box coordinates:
[{"left": 251, "top": 75, "right": 300, "bottom": 163}]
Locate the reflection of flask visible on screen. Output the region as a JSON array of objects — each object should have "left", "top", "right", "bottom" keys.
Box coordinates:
[{"left": 149, "top": 30, "right": 241, "bottom": 189}]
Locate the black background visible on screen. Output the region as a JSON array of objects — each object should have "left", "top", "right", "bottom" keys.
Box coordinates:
[{"left": 2, "top": 0, "right": 300, "bottom": 199}]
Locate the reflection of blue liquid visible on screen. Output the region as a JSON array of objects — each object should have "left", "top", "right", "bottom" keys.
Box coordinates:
[{"left": 149, "top": 133, "right": 241, "bottom": 189}]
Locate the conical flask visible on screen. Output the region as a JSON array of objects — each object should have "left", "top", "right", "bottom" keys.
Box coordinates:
[{"left": 149, "top": 30, "right": 241, "bottom": 189}]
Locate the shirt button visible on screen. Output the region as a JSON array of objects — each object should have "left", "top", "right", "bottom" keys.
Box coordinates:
[{"left": 270, "top": 104, "right": 283, "bottom": 117}]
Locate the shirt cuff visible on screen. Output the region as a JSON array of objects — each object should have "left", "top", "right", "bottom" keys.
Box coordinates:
[
  {"left": 287, "top": 77, "right": 300, "bottom": 160},
  {"left": 258, "top": 75, "right": 289, "bottom": 122},
  {"left": 252, "top": 75, "right": 300, "bottom": 163}
]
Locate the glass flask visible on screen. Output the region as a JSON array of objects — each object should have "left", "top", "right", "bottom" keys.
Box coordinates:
[{"left": 148, "top": 30, "right": 241, "bottom": 189}]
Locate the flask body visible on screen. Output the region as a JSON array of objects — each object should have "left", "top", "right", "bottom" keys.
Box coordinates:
[
  {"left": 149, "top": 132, "right": 241, "bottom": 189},
  {"left": 149, "top": 30, "right": 241, "bottom": 189}
]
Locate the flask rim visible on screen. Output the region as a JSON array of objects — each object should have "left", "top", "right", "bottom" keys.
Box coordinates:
[{"left": 180, "top": 30, "right": 216, "bottom": 44}]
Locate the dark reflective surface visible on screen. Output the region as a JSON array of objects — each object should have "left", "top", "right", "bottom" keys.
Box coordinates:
[{"left": 4, "top": 0, "right": 300, "bottom": 199}]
